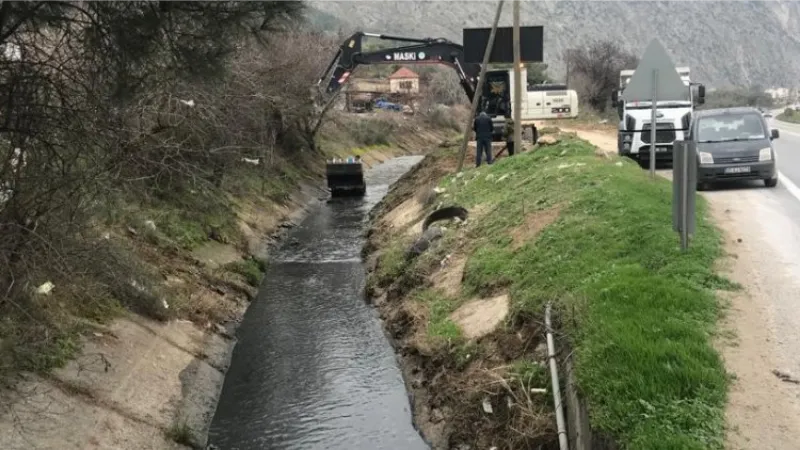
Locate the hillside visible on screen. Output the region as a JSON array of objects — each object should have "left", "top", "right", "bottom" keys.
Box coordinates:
[{"left": 310, "top": 0, "right": 800, "bottom": 88}]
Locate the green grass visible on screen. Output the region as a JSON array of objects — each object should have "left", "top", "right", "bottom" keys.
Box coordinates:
[
  {"left": 414, "top": 289, "right": 463, "bottom": 344},
  {"left": 777, "top": 108, "right": 800, "bottom": 124},
  {"left": 372, "top": 237, "right": 413, "bottom": 288},
  {"left": 224, "top": 257, "right": 267, "bottom": 287},
  {"left": 404, "top": 135, "right": 730, "bottom": 448},
  {"left": 509, "top": 359, "right": 549, "bottom": 391}
]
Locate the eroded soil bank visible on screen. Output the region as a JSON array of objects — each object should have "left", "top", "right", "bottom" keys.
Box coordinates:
[{"left": 363, "top": 130, "right": 734, "bottom": 450}]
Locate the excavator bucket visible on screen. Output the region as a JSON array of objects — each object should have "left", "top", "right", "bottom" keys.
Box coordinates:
[{"left": 326, "top": 162, "right": 366, "bottom": 197}]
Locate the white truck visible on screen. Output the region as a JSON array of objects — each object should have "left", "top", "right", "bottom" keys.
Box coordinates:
[{"left": 611, "top": 67, "right": 706, "bottom": 166}]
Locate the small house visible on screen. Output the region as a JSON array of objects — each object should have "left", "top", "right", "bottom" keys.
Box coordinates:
[{"left": 389, "top": 67, "right": 420, "bottom": 94}]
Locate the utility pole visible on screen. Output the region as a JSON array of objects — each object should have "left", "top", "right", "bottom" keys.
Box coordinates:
[
  {"left": 456, "top": 0, "right": 505, "bottom": 173},
  {"left": 512, "top": 0, "right": 522, "bottom": 153}
]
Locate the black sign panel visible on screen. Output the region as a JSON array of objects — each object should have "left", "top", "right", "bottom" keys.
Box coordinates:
[{"left": 462, "top": 26, "right": 543, "bottom": 64}]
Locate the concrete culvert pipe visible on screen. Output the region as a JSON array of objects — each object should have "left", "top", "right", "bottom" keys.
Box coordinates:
[{"left": 421, "top": 205, "right": 468, "bottom": 231}]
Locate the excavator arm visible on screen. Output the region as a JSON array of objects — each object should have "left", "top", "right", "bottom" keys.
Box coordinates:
[{"left": 317, "top": 32, "right": 481, "bottom": 104}]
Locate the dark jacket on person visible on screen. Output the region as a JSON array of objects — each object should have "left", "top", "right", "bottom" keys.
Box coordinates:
[
  {"left": 473, "top": 112, "right": 494, "bottom": 141},
  {"left": 505, "top": 118, "right": 514, "bottom": 142}
]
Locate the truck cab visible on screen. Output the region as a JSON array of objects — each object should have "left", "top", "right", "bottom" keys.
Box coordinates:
[
  {"left": 480, "top": 67, "right": 579, "bottom": 141},
  {"left": 612, "top": 67, "right": 705, "bottom": 167}
]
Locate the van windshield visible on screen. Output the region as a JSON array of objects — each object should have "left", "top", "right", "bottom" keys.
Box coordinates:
[{"left": 696, "top": 112, "right": 767, "bottom": 143}]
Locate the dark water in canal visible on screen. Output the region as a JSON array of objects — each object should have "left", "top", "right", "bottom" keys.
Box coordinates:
[{"left": 208, "top": 156, "right": 429, "bottom": 450}]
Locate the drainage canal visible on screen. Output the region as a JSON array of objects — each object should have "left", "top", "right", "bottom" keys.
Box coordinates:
[{"left": 208, "top": 156, "right": 429, "bottom": 450}]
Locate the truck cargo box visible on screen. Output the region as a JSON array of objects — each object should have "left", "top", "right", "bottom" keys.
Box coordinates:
[{"left": 326, "top": 162, "right": 366, "bottom": 197}]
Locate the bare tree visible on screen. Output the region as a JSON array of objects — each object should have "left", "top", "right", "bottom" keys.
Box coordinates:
[
  {"left": 0, "top": 1, "right": 310, "bottom": 379},
  {"left": 424, "top": 68, "right": 466, "bottom": 107},
  {"left": 564, "top": 41, "right": 639, "bottom": 112}
]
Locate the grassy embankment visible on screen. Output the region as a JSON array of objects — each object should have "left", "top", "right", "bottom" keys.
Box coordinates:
[
  {"left": 0, "top": 109, "right": 457, "bottom": 382},
  {"left": 366, "top": 129, "right": 733, "bottom": 449},
  {"left": 777, "top": 108, "right": 800, "bottom": 124}
]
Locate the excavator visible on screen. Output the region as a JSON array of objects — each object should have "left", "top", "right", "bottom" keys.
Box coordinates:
[
  {"left": 317, "top": 31, "right": 579, "bottom": 141},
  {"left": 317, "top": 31, "right": 579, "bottom": 197}
]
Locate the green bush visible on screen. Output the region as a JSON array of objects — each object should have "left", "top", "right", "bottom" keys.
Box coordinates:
[{"left": 350, "top": 118, "right": 396, "bottom": 146}]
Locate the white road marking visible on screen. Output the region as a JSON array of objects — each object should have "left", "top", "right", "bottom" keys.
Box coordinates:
[
  {"left": 768, "top": 119, "right": 800, "bottom": 203},
  {"left": 779, "top": 172, "right": 800, "bottom": 204}
]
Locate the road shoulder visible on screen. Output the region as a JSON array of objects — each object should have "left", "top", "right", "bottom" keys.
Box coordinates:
[{"left": 709, "top": 197, "right": 800, "bottom": 449}]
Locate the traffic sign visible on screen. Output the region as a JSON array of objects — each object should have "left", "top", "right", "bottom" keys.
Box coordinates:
[{"left": 623, "top": 39, "right": 688, "bottom": 103}]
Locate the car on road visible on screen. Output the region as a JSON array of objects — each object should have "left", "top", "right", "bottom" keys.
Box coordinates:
[{"left": 689, "top": 107, "right": 780, "bottom": 190}]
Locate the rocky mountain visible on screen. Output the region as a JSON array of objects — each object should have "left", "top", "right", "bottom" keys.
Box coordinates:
[{"left": 309, "top": 0, "right": 800, "bottom": 88}]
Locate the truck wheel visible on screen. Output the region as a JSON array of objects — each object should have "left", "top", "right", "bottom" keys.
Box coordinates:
[
  {"left": 764, "top": 177, "right": 778, "bottom": 188},
  {"left": 531, "top": 126, "right": 539, "bottom": 145}
]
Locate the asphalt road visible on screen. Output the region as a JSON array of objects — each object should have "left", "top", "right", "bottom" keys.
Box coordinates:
[{"left": 769, "top": 115, "right": 800, "bottom": 195}]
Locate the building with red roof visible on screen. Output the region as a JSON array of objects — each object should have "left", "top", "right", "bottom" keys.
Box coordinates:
[{"left": 388, "top": 67, "right": 419, "bottom": 94}]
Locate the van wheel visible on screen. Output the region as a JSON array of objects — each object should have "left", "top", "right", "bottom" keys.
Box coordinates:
[
  {"left": 764, "top": 177, "right": 778, "bottom": 188},
  {"left": 697, "top": 182, "right": 710, "bottom": 191}
]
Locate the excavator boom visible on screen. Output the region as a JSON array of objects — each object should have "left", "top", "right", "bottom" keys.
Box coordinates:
[
  {"left": 317, "top": 32, "right": 481, "bottom": 104},
  {"left": 316, "top": 31, "right": 577, "bottom": 144}
]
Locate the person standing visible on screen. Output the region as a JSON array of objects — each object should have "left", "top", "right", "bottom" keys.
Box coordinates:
[
  {"left": 505, "top": 117, "right": 515, "bottom": 157},
  {"left": 473, "top": 111, "right": 494, "bottom": 167}
]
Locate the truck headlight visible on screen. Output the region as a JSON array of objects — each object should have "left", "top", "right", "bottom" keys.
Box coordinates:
[
  {"left": 623, "top": 142, "right": 631, "bottom": 151},
  {"left": 758, "top": 147, "right": 772, "bottom": 162},
  {"left": 623, "top": 134, "right": 632, "bottom": 143},
  {"left": 698, "top": 152, "right": 714, "bottom": 165}
]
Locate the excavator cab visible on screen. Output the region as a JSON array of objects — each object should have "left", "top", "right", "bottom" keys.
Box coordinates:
[
  {"left": 326, "top": 160, "right": 366, "bottom": 197},
  {"left": 481, "top": 70, "right": 512, "bottom": 139}
]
